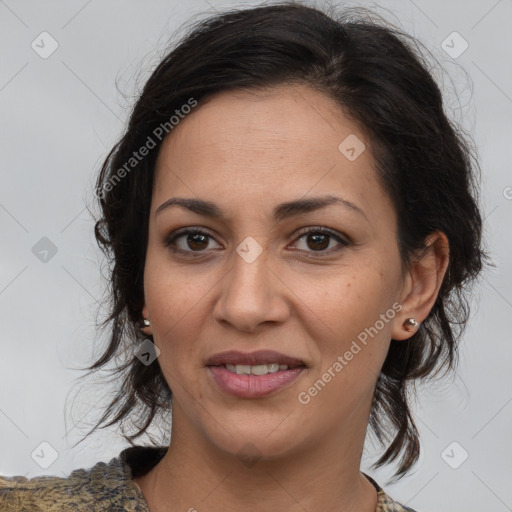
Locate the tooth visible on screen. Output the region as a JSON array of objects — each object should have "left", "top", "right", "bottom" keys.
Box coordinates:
[
  {"left": 235, "top": 364, "right": 251, "bottom": 375},
  {"left": 224, "top": 363, "right": 291, "bottom": 374},
  {"left": 251, "top": 364, "right": 269, "bottom": 375}
]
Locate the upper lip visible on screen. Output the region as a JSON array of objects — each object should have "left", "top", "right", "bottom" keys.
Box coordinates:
[{"left": 206, "top": 350, "right": 305, "bottom": 368}]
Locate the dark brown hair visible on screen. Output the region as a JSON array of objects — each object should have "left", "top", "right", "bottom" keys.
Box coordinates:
[{"left": 79, "top": 1, "right": 486, "bottom": 480}]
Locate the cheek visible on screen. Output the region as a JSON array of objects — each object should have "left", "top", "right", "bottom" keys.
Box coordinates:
[
  {"left": 143, "top": 256, "right": 215, "bottom": 364},
  {"left": 144, "top": 244, "right": 219, "bottom": 319},
  {"left": 292, "top": 272, "right": 394, "bottom": 425},
  {"left": 288, "top": 265, "right": 398, "bottom": 371},
  {"left": 296, "top": 267, "right": 395, "bottom": 328}
]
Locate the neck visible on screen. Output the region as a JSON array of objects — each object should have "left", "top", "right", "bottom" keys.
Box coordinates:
[{"left": 135, "top": 412, "right": 378, "bottom": 512}]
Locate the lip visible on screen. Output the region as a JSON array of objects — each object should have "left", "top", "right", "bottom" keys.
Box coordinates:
[
  {"left": 205, "top": 350, "right": 305, "bottom": 368},
  {"left": 207, "top": 365, "right": 306, "bottom": 398},
  {"left": 205, "top": 350, "right": 307, "bottom": 399}
]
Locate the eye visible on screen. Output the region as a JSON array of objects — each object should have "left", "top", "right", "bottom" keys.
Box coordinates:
[
  {"left": 164, "top": 226, "right": 350, "bottom": 258},
  {"left": 165, "top": 228, "right": 222, "bottom": 254},
  {"left": 291, "top": 227, "right": 349, "bottom": 255}
]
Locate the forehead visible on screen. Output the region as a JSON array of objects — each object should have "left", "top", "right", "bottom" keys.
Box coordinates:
[{"left": 152, "top": 84, "right": 392, "bottom": 225}]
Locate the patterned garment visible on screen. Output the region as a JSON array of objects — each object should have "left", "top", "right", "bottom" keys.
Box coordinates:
[{"left": 0, "top": 446, "right": 418, "bottom": 511}]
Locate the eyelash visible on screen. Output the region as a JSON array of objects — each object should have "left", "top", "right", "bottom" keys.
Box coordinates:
[{"left": 164, "top": 226, "right": 350, "bottom": 258}]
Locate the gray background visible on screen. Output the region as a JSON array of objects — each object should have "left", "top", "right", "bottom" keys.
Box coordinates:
[{"left": 0, "top": 1, "right": 511, "bottom": 510}]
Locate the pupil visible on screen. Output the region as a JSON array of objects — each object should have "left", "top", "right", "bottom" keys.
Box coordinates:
[
  {"left": 188, "top": 233, "right": 208, "bottom": 250},
  {"left": 308, "top": 233, "right": 329, "bottom": 251}
]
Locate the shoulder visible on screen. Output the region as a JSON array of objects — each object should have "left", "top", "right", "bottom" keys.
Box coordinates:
[
  {"left": 379, "top": 495, "right": 420, "bottom": 512},
  {"left": 0, "top": 453, "right": 145, "bottom": 512},
  {"left": 363, "top": 473, "right": 420, "bottom": 512}
]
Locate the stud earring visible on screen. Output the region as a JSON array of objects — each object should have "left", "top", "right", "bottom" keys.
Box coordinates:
[
  {"left": 403, "top": 318, "right": 419, "bottom": 331},
  {"left": 142, "top": 318, "right": 150, "bottom": 327}
]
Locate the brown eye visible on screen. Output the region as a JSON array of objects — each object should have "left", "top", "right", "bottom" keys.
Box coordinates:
[
  {"left": 306, "top": 233, "right": 330, "bottom": 251},
  {"left": 165, "top": 228, "right": 222, "bottom": 254},
  {"left": 292, "top": 227, "right": 349, "bottom": 255},
  {"left": 186, "top": 233, "right": 209, "bottom": 251}
]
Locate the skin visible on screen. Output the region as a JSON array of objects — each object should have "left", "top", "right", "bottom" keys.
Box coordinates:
[{"left": 134, "top": 84, "right": 449, "bottom": 512}]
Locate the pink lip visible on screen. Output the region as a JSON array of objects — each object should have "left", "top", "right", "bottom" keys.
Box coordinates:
[
  {"left": 208, "top": 365, "right": 306, "bottom": 398},
  {"left": 205, "top": 350, "right": 307, "bottom": 398}
]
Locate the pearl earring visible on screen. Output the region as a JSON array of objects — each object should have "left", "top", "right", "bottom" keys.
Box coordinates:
[
  {"left": 143, "top": 318, "right": 150, "bottom": 327},
  {"left": 403, "top": 318, "right": 418, "bottom": 331}
]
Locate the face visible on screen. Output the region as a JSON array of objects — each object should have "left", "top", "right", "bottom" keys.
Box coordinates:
[{"left": 142, "top": 84, "right": 407, "bottom": 462}]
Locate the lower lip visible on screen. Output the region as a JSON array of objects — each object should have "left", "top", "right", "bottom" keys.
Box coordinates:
[{"left": 207, "top": 366, "right": 306, "bottom": 398}]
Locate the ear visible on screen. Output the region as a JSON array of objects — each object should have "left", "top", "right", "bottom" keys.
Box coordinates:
[
  {"left": 391, "top": 231, "right": 450, "bottom": 340},
  {"left": 140, "top": 304, "right": 153, "bottom": 336}
]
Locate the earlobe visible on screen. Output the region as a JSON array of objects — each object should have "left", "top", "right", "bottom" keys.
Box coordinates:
[{"left": 392, "top": 231, "right": 449, "bottom": 341}]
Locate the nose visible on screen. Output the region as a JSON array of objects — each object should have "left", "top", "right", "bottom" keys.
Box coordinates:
[{"left": 212, "top": 249, "right": 290, "bottom": 333}]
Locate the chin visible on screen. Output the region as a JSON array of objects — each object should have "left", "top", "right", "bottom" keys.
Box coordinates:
[{"left": 203, "top": 415, "right": 307, "bottom": 463}]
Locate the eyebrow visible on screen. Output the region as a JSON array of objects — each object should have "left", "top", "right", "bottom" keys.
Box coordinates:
[{"left": 155, "top": 195, "right": 368, "bottom": 222}]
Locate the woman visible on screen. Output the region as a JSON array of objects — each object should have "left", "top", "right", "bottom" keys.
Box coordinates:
[{"left": 0, "top": 2, "right": 484, "bottom": 511}]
